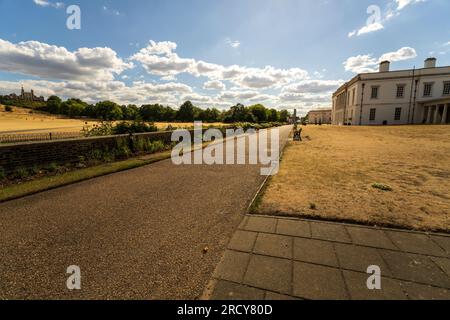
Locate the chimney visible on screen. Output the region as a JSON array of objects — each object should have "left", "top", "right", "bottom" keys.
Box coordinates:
[
  {"left": 379, "top": 61, "right": 390, "bottom": 73},
  {"left": 424, "top": 57, "right": 437, "bottom": 68}
]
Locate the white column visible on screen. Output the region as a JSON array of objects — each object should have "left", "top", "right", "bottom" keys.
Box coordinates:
[
  {"left": 426, "top": 106, "right": 432, "bottom": 124},
  {"left": 442, "top": 104, "right": 449, "bottom": 124},
  {"left": 433, "top": 105, "right": 440, "bottom": 124}
]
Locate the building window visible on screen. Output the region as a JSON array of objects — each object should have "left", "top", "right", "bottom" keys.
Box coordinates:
[
  {"left": 352, "top": 88, "right": 356, "bottom": 105},
  {"left": 423, "top": 83, "right": 433, "bottom": 97},
  {"left": 394, "top": 108, "right": 402, "bottom": 121},
  {"left": 371, "top": 86, "right": 379, "bottom": 99},
  {"left": 396, "top": 85, "right": 405, "bottom": 98},
  {"left": 443, "top": 82, "right": 450, "bottom": 96},
  {"left": 369, "top": 108, "right": 376, "bottom": 121}
]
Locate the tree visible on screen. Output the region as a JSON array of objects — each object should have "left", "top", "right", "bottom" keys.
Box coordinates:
[
  {"left": 46, "top": 96, "right": 62, "bottom": 114},
  {"left": 95, "top": 101, "right": 123, "bottom": 120},
  {"left": 176, "top": 101, "right": 196, "bottom": 122},
  {"left": 267, "top": 108, "right": 279, "bottom": 122},
  {"left": 121, "top": 104, "right": 140, "bottom": 120},
  {"left": 248, "top": 104, "right": 268, "bottom": 123},
  {"left": 279, "top": 110, "right": 289, "bottom": 123}
]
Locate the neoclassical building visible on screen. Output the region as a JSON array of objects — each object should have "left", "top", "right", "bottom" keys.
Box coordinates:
[
  {"left": 332, "top": 58, "right": 450, "bottom": 125},
  {"left": 307, "top": 109, "right": 332, "bottom": 125}
]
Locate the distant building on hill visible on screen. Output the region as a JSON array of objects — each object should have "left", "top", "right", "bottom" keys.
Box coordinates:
[
  {"left": 307, "top": 109, "right": 332, "bottom": 124},
  {"left": 4, "top": 86, "right": 45, "bottom": 102}
]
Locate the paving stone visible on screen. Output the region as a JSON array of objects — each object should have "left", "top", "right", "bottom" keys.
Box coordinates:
[
  {"left": 380, "top": 250, "right": 450, "bottom": 289},
  {"left": 244, "top": 216, "right": 277, "bottom": 233},
  {"left": 213, "top": 250, "right": 250, "bottom": 283},
  {"left": 238, "top": 216, "right": 249, "bottom": 230},
  {"left": 293, "top": 262, "right": 349, "bottom": 300},
  {"left": 310, "top": 222, "right": 352, "bottom": 243},
  {"left": 228, "top": 230, "right": 258, "bottom": 252},
  {"left": 402, "top": 282, "right": 450, "bottom": 300},
  {"left": 265, "top": 292, "right": 300, "bottom": 300},
  {"left": 335, "top": 243, "right": 392, "bottom": 276},
  {"left": 431, "top": 257, "right": 450, "bottom": 276},
  {"left": 211, "top": 280, "right": 265, "bottom": 300},
  {"left": 243, "top": 255, "right": 292, "bottom": 295},
  {"left": 430, "top": 235, "right": 450, "bottom": 256},
  {"left": 276, "top": 219, "right": 311, "bottom": 238},
  {"left": 253, "top": 233, "right": 293, "bottom": 259},
  {"left": 343, "top": 271, "right": 407, "bottom": 300},
  {"left": 346, "top": 227, "right": 397, "bottom": 250},
  {"left": 293, "top": 238, "right": 339, "bottom": 267},
  {"left": 386, "top": 231, "right": 447, "bottom": 257}
]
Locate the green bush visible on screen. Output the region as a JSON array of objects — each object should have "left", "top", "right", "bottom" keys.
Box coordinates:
[
  {"left": 88, "top": 149, "right": 103, "bottom": 162},
  {"left": 45, "top": 163, "right": 58, "bottom": 172},
  {"left": 82, "top": 122, "right": 114, "bottom": 137},
  {"left": 115, "top": 137, "right": 131, "bottom": 158},
  {"left": 0, "top": 167, "right": 6, "bottom": 180},
  {"left": 29, "top": 165, "right": 40, "bottom": 175},
  {"left": 113, "top": 121, "right": 158, "bottom": 135},
  {"left": 372, "top": 183, "right": 393, "bottom": 192},
  {"left": 15, "top": 167, "right": 29, "bottom": 179}
]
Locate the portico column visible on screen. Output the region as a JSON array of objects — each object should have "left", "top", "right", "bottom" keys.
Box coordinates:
[
  {"left": 426, "top": 106, "right": 432, "bottom": 124},
  {"left": 443, "top": 104, "right": 449, "bottom": 124},
  {"left": 433, "top": 105, "right": 440, "bottom": 124}
]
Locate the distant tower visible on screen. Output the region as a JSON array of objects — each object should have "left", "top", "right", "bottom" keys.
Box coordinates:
[
  {"left": 21, "top": 86, "right": 25, "bottom": 99},
  {"left": 31, "top": 89, "right": 34, "bottom": 100}
]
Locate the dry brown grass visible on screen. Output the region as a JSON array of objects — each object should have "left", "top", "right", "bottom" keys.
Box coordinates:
[
  {"left": 257, "top": 125, "right": 450, "bottom": 232},
  {"left": 0, "top": 105, "right": 225, "bottom": 133}
]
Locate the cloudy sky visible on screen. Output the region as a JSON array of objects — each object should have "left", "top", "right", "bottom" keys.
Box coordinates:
[{"left": 0, "top": 0, "right": 449, "bottom": 115}]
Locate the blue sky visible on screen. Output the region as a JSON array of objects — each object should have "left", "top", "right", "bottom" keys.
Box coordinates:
[{"left": 0, "top": 0, "right": 449, "bottom": 114}]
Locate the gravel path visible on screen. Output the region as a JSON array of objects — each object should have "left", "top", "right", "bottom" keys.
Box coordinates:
[{"left": 0, "top": 126, "right": 292, "bottom": 299}]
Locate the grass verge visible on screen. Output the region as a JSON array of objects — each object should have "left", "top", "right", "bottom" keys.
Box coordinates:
[{"left": 0, "top": 151, "right": 172, "bottom": 203}]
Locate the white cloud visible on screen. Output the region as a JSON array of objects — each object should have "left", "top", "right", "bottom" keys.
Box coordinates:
[
  {"left": 343, "top": 47, "right": 417, "bottom": 73},
  {"left": 348, "top": 0, "right": 427, "bottom": 38},
  {"left": 348, "top": 23, "right": 384, "bottom": 38},
  {"left": 131, "top": 40, "right": 309, "bottom": 89},
  {"left": 203, "top": 80, "right": 225, "bottom": 91},
  {"left": 379, "top": 46, "right": 417, "bottom": 62},
  {"left": 396, "top": 0, "right": 426, "bottom": 11},
  {"left": 282, "top": 80, "right": 345, "bottom": 94},
  {"left": 33, "top": 0, "right": 64, "bottom": 9},
  {"left": 0, "top": 38, "right": 133, "bottom": 81},
  {"left": 226, "top": 38, "right": 241, "bottom": 49}
]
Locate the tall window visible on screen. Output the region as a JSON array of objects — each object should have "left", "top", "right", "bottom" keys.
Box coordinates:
[
  {"left": 369, "top": 108, "right": 376, "bottom": 121},
  {"left": 394, "top": 108, "right": 402, "bottom": 121},
  {"left": 396, "top": 85, "right": 405, "bottom": 98},
  {"left": 371, "top": 86, "right": 379, "bottom": 99},
  {"left": 352, "top": 88, "right": 356, "bottom": 105},
  {"left": 423, "top": 83, "right": 433, "bottom": 97},
  {"left": 443, "top": 82, "right": 450, "bottom": 96}
]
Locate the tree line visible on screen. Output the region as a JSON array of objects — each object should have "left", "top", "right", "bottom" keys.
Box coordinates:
[{"left": 0, "top": 94, "right": 290, "bottom": 124}]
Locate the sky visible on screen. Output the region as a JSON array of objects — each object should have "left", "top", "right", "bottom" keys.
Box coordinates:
[{"left": 0, "top": 0, "right": 449, "bottom": 115}]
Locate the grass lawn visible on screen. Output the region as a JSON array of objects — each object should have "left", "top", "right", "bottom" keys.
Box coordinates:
[{"left": 255, "top": 125, "right": 450, "bottom": 232}]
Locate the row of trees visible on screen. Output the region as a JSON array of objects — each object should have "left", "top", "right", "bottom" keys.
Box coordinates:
[{"left": 21, "top": 95, "right": 291, "bottom": 124}]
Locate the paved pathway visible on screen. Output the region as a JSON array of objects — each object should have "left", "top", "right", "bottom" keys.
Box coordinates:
[
  {"left": 207, "top": 215, "right": 450, "bottom": 300},
  {"left": 0, "top": 126, "right": 292, "bottom": 299}
]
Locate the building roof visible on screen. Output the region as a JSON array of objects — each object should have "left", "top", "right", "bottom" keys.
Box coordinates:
[{"left": 333, "top": 63, "right": 450, "bottom": 97}]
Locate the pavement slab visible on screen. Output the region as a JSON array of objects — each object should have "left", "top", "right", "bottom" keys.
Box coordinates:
[{"left": 209, "top": 215, "right": 450, "bottom": 300}]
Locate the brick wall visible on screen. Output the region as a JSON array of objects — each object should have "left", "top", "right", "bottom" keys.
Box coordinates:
[{"left": 0, "top": 131, "right": 179, "bottom": 174}]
